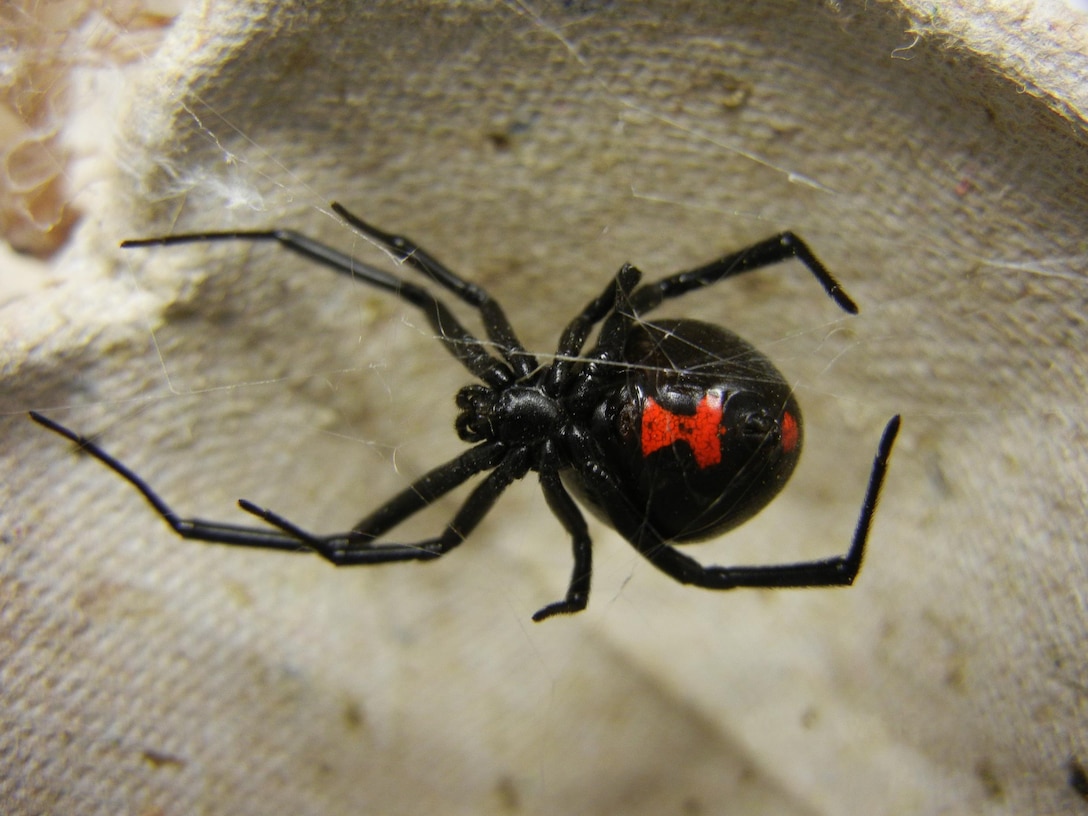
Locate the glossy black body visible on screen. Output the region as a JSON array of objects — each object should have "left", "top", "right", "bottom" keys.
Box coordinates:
[
  {"left": 32, "top": 206, "right": 900, "bottom": 622},
  {"left": 560, "top": 319, "right": 802, "bottom": 542}
]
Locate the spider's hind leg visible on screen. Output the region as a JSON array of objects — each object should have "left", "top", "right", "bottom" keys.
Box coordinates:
[{"left": 565, "top": 415, "right": 901, "bottom": 593}]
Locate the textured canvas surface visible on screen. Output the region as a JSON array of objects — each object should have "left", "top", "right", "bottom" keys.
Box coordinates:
[{"left": 3, "top": 1, "right": 1087, "bottom": 813}]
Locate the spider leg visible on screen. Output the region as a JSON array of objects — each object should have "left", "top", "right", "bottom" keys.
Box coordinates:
[
  {"left": 348, "top": 443, "right": 508, "bottom": 540},
  {"left": 629, "top": 232, "right": 858, "bottom": 317},
  {"left": 30, "top": 411, "right": 517, "bottom": 565},
  {"left": 555, "top": 263, "right": 653, "bottom": 403},
  {"left": 531, "top": 440, "right": 593, "bottom": 621},
  {"left": 121, "top": 227, "right": 515, "bottom": 389},
  {"left": 235, "top": 439, "right": 508, "bottom": 550},
  {"left": 331, "top": 203, "right": 537, "bottom": 381},
  {"left": 544, "top": 263, "right": 641, "bottom": 395},
  {"left": 568, "top": 415, "right": 900, "bottom": 589},
  {"left": 30, "top": 410, "right": 308, "bottom": 552},
  {"left": 243, "top": 445, "right": 533, "bottom": 566}
]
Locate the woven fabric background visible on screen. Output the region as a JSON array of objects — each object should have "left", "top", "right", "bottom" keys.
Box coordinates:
[{"left": 3, "top": 1, "right": 1087, "bottom": 813}]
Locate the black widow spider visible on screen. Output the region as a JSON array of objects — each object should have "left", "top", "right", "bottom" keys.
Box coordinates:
[{"left": 31, "top": 202, "right": 900, "bottom": 622}]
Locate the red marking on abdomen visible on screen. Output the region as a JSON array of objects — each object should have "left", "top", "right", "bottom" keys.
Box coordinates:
[
  {"left": 781, "top": 410, "right": 799, "bottom": 453},
  {"left": 641, "top": 393, "right": 725, "bottom": 468}
]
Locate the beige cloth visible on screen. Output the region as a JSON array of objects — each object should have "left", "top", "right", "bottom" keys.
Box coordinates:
[{"left": 4, "top": 1, "right": 1087, "bottom": 813}]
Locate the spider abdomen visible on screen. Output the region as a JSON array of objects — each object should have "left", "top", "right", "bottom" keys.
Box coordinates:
[{"left": 562, "top": 319, "right": 803, "bottom": 543}]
